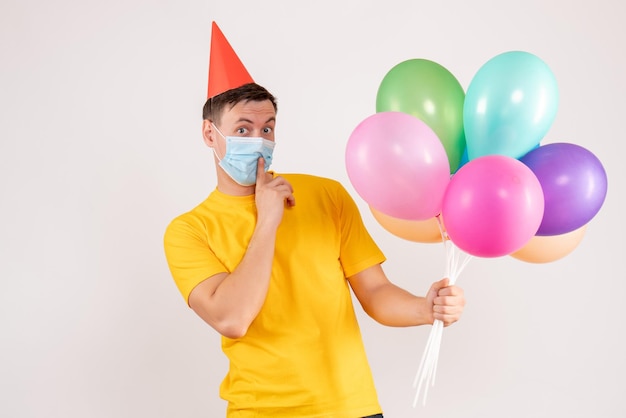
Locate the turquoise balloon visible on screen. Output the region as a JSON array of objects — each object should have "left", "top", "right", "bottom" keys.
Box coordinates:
[
  {"left": 455, "top": 146, "right": 469, "bottom": 174},
  {"left": 464, "top": 51, "right": 559, "bottom": 160}
]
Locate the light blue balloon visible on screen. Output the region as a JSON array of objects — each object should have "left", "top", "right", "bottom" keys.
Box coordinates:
[
  {"left": 455, "top": 146, "right": 469, "bottom": 174},
  {"left": 464, "top": 51, "right": 559, "bottom": 160}
]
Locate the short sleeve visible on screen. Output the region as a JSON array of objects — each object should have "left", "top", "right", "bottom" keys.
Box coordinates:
[
  {"left": 163, "top": 215, "right": 227, "bottom": 304},
  {"left": 335, "top": 183, "right": 386, "bottom": 277}
]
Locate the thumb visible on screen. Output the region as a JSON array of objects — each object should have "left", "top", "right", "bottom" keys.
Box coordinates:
[{"left": 427, "top": 278, "right": 449, "bottom": 303}]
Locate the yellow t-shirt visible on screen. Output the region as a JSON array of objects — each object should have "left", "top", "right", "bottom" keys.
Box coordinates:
[{"left": 164, "top": 173, "right": 386, "bottom": 417}]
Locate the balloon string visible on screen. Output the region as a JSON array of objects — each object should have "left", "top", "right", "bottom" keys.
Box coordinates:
[{"left": 413, "top": 214, "right": 472, "bottom": 407}]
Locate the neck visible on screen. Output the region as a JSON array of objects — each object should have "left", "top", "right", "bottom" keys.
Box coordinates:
[{"left": 214, "top": 165, "right": 256, "bottom": 196}]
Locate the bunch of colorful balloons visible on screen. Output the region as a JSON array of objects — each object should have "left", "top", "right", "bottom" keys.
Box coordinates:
[{"left": 345, "top": 51, "right": 608, "bottom": 263}]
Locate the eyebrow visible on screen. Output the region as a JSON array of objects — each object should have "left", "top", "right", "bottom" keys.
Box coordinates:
[{"left": 235, "top": 116, "right": 276, "bottom": 125}]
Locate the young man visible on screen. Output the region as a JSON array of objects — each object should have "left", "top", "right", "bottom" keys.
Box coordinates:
[{"left": 164, "top": 22, "right": 465, "bottom": 418}]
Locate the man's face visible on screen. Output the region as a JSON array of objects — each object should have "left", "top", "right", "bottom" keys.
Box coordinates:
[{"left": 213, "top": 99, "right": 276, "bottom": 155}]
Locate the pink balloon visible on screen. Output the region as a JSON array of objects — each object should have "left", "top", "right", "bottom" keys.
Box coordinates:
[
  {"left": 442, "top": 155, "right": 544, "bottom": 257},
  {"left": 345, "top": 112, "right": 451, "bottom": 220}
]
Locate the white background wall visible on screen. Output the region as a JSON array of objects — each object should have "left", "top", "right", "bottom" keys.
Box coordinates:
[{"left": 1, "top": 1, "right": 624, "bottom": 417}]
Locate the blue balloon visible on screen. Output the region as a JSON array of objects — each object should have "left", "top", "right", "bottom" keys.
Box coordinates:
[
  {"left": 455, "top": 146, "right": 469, "bottom": 173},
  {"left": 464, "top": 51, "right": 559, "bottom": 160}
]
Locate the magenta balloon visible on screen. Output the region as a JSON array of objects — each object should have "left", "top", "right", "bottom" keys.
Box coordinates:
[
  {"left": 345, "top": 111, "right": 450, "bottom": 220},
  {"left": 519, "top": 142, "right": 608, "bottom": 236},
  {"left": 442, "top": 155, "right": 544, "bottom": 257}
]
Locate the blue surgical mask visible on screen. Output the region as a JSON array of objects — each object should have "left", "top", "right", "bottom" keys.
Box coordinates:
[{"left": 212, "top": 124, "right": 276, "bottom": 186}]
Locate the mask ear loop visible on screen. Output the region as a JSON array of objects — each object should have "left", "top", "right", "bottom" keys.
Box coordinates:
[
  {"left": 211, "top": 145, "right": 222, "bottom": 163},
  {"left": 211, "top": 123, "right": 226, "bottom": 139},
  {"left": 210, "top": 123, "right": 225, "bottom": 162}
]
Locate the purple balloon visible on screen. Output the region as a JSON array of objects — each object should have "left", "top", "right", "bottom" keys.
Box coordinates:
[{"left": 520, "top": 143, "right": 608, "bottom": 236}]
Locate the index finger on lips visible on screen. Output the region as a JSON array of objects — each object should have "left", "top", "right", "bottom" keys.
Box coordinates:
[{"left": 256, "top": 157, "right": 266, "bottom": 185}]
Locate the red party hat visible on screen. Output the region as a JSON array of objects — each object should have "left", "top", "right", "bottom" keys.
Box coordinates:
[{"left": 207, "top": 22, "right": 254, "bottom": 99}]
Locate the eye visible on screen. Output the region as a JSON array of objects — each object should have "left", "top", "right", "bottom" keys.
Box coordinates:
[
  {"left": 262, "top": 127, "right": 273, "bottom": 134},
  {"left": 236, "top": 127, "right": 248, "bottom": 135}
]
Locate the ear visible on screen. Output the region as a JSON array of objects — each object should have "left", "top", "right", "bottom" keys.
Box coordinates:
[{"left": 202, "top": 119, "right": 216, "bottom": 148}]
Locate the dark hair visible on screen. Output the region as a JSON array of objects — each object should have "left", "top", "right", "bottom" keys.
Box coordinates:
[{"left": 202, "top": 83, "right": 278, "bottom": 123}]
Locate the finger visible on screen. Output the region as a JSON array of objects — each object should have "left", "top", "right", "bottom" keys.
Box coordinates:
[
  {"left": 437, "top": 285, "right": 464, "bottom": 297},
  {"left": 435, "top": 313, "right": 460, "bottom": 327},
  {"left": 436, "top": 286, "right": 453, "bottom": 297},
  {"left": 255, "top": 157, "right": 266, "bottom": 186},
  {"left": 273, "top": 179, "right": 296, "bottom": 207},
  {"left": 434, "top": 293, "right": 465, "bottom": 306},
  {"left": 269, "top": 177, "right": 293, "bottom": 193},
  {"left": 433, "top": 302, "right": 462, "bottom": 314}
]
